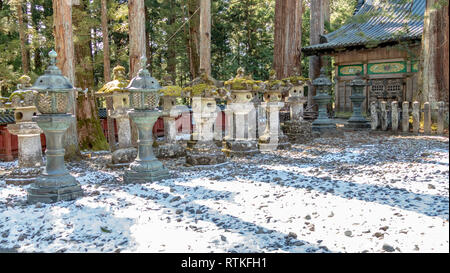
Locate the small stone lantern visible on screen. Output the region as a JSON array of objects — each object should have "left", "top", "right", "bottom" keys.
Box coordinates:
[
  {"left": 345, "top": 72, "right": 370, "bottom": 129},
  {"left": 258, "top": 70, "right": 290, "bottom": 151},
  {"left": 222, "top": 67, "right": 260, "bottom": 157},
  {"left": 96, "top": 66, "right": 131, "bottom": 148},
  {"left": 123, "top": 56, "right": 170, "bottom": 183},
  {"left": 183, "top": 70, "right": 226, "bottom": 165},
  {"left": 311, "top": 68, "right": 336, "bottom": 132},
  {"left": 27, "top": 50, "right": 83, "bottom": 204},
  {"left": 282, "top": 75, "right": 312, "bottom": 143},
  {"left": 2, "top": 75, "right": 43, "bottom": 185},
  {"left": 156, "top": 75, "right": 186, "bottom": 158}
]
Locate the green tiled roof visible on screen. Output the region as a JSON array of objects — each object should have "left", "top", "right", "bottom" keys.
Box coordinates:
[{"left": 302, "top": 0, "right": 425, "bottom": 55}]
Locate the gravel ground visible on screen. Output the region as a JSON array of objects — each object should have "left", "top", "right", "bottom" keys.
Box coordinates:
[{"left": 0, "top": 131, "right": 448, "bottom": 253}]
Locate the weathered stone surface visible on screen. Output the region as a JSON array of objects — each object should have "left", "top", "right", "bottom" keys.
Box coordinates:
[
  {"left": 222, "top": 139, "right": 259, "bottom": 157},
  {"left": 186, "top": 141, "right": 226, "bottom": 165},
  {"left": 370, "top": 101, "right": 378, "bottom": 130},
  {"left": 27, "top": 114, "right": 83, "bottom": 204},
  {"left": 412, "top": 101, "right": 420, "bottom": 133},
  {"left": 437, "top": 101, "right": 445, "bottom": 134},
  {"left": 402, "top": 101, "right": 409, "bottom": 132},
  {"left": 282, "top": 120, "right": 313, "bottom": 144},
  {"left": 111, "top": 147, "right": 137, "bottom": 164},
  {"left": 391, "top": 101, "right": 398, "bottom": 132},
  {"left": 423, "top": 102, "right": 431, "bottom": 134},
  {"left": 380, "top": 101, "right": 388, "bottom": 131},
  {"left": 5, "top": 167, "right": 41, "bottom": 185},
  {"left": 155, "top": 143, "right": 186, "bottom": 158}
]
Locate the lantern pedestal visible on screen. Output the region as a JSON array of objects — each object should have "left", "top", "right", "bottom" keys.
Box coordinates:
[
  {"left": 345, "top": 94, "right": 370, "bottom": 129},
  {"left": 27, "top": 114, "right": 83, "bottom": 204},
  {"left": 109, "top": 108, "right": 132, "bottom": 149},
  {"left": 222, "top": 101, "right": 259, "bottom": 157},
  {"left": 5, "top": 122, "right": 43, "bottom": 185},
  {"left": 283, "top": 94, "right": 312, "bottom": 144},
  {"left": 123, "top": 110, "right": 170, "bottom": 183},
  {"left": 312, "top": 93, "right": 336, "bottom": 132},
  {"left": 186, "top": 97, "right": 226, "bottom": 165},
  {"left": 156, "top": 97, "right": 186, "bottom": 158},
  {"left": 258, "top": 102, "right": 291, "bottom": 151}
]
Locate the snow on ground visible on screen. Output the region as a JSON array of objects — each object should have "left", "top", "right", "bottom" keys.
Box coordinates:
[{"left": 0, "top": 132, "right": 448, "bottom": 253}]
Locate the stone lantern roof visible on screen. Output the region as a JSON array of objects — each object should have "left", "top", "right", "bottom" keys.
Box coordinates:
[
  {"left": 126, "top": 57, "right": 161, "bottom": 92},
  {"left": 31, "top": 50, "right": 74, "bottom": 91},
  {"left": 312, "top": 68, "right": 332, "bottom": 87}
]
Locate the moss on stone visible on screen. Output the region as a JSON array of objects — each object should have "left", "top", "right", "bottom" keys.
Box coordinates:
[
  {"left": 282, "top": 76, "right": 309, "bottom": 85},
  {"left": 160, "top": 85, "right": 183, "bottom": 97},
  {"left": 183, "top": 83, "right": 218, "bottom": 97}
]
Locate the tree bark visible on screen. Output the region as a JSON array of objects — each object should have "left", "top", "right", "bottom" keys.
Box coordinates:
[
  {"left": 188, "top": 0, "right": 200, "bottom": 79},
  {"left": 199, "top": 0, "right": 211, "bottom": 75},
  {"left": 273, "top": 0, "right": 302, "bottom": 79},
  {"left": 73, "top": 0, "right": 109, "bottom": 151},
  {"left": 52, "top": 0, "right": 80, "bottom": 160},
  {"left": 419, "top": 0, "right": 449, "bottom": 105},
  {"left": 16, "top": 1, "right": 30, "bottom": 74},
  {"left": 100, "top": 0, "right": 116, "bottom": 150},
  {"left": 129, "top": 0, "right": 146, "bottom": 78},
  {"left": 167, "top": 0, "right": 177, "bottom": 82},
  {"left": 307, "top": 0, "right": 325, "bottom": 108}
]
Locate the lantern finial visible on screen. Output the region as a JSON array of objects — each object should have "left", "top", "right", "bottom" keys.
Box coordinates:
[{"left": 49, "top": 49, "right": 57, "bottom": 66}]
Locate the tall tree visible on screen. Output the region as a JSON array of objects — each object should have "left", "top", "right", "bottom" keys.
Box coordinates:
[
  {"left": 101, "top": 0, "right": 116, "bottom": 150},
  {"left": 72, "top": 0, "right": 108, "bottom": 151},
  {"left": 129, "top": 0, "right": 146, "bottom": 78},
  {"left": 307, "top": 0, "right": 326, "bottom": 107},
  {"left": 419, "top": 0, "right": 449, "bottom": 104},
  {"left": 199, "top": 0, "right": 211, "bottom": 75},
  {"left": 187, "top": 0, "right": 200, "bottom": 79},
  {"left": 15, "top": 0, "right": 29, "bottom": 74},
  {"left": 273, "top": 0, "right": 302, "bottom": 79},
  {"left": 52, "top": 0, "right": 80, "bottom": 160}
]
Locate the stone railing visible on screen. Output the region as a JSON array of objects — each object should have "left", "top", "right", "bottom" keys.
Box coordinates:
[{"left": 370, "top": 101, "right": 448, "bottom": 134}]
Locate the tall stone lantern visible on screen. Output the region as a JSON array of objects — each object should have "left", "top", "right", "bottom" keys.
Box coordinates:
[
  {"left": 345, "top": 72, "right": 370, "bottom": 129},
  {"left": 123, "top": 56, "right": 170, "bottom": 183},
  {"left": 1, "top": 75, "right": 43, "bottom": 185},
  {"left": 184, "top": 70, "right": 226, "bottom": 165},
  {"left": 27, "top": 50, "right": 83, "bottom": 204},
  {"left": 95, "top": 66, "right": 135, "bottom": 167},
  {"left": 222, "top": 68, "right": 261, "bottom": 157},
  {"left": 258, "top": 70, "right": 291, "bottom": 151},
  {"left": 311, "top": 68, "right": 336, "bottom": 132},
  {"left": 156, "top": 75, "right": 186, "bottom": 158},
  {"left": 282, "top": 75, "right": 312, "bottom": 143}
]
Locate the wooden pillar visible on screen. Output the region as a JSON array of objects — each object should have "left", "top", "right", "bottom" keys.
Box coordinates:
[
  {"left": 199, "top": 0, "right": 211, "bottom": 75},
  {"left": 4, "top": 129, "right": 14, "bottom": 161}
]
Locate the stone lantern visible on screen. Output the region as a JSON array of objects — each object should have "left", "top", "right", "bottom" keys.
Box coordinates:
[
  {"left": 123, "top": 56, "right": 170, "bottom": 183},
  {"left": 184, "top": 70, "right": 226, "bottom": 165},
  {"left": 95, "top": 65, "right": 135, "bottom": 167},
  {"left": 345, "top": 72, "right": 370, "bottom": 129},
  {"left": 282, "top": 75, "right": 312, "bottom": 143},
  {"left": 27, "top": 50, "right": 83, "bottom": 203},
  {"left": 1, "top": 75, "right": 43, "bottom": 185},
  {"left": 311, "top": 68, "right": 336, "bottom": 132},
  {"left": 258, "top": 70, "right": 290, "bottom": 151},
  {"left": 156, "top": 75, "right": 186, "bottom": 158},
  {"left": 222, "top": 67, "right": 260, "bottom": 157}
]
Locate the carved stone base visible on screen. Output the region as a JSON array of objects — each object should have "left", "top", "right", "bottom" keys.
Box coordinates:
[
  {"left": 5, "top": 167, "right": 41, "bottom": 185},
  {"left": 155, "top": 143, "right": 186, "bottom": 158},
  {"left": 123, "top": 159, "right": 170, "bottom": 183},
  {"left": 186, "top": 141, "right": 226, "bottom": 165},
  {"left": 222, "top": 139, "right": 259, "bottom": 157},
  {"left": 258, "top": 134, "right": 291, "bottom": 151},
  {"left": 27, "top": 173, "right": 83, "bottom": 204},
  {"left": 345, "top": 120, "right": 371, "bottom": 129},
  {"left": 282, "top": 120, "right": 313, "bottom": 144},
  {"left": 109, "top": 147, "right": 137, "bottom": 168}
]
